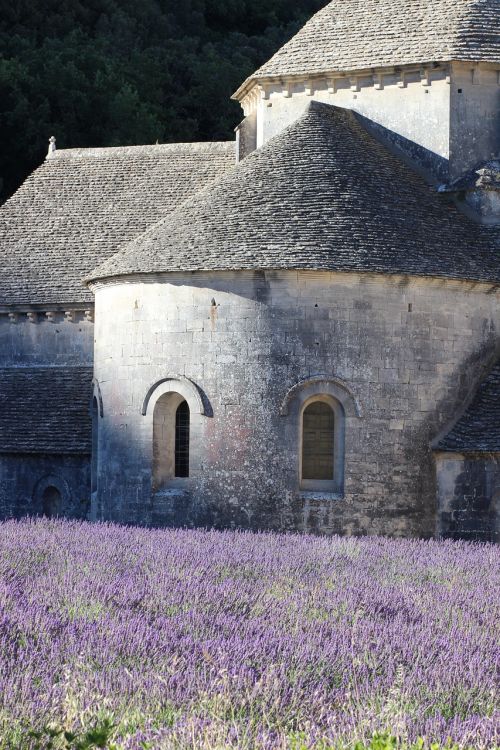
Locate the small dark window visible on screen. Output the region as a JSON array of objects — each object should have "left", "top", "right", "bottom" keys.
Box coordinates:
[
  {"left": 42, "top": 486, "right": 62, "bottom": 518},
  {"left": 302, "top": 401, "right": 335, "bottom": 481},
  {"left": 175, "top": 401, "right": 190, "bottom": 478}
]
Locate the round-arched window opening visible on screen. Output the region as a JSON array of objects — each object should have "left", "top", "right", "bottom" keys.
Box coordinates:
[
  {"left": 152, "top": 393, "right": 191, "bottom": 491},
  {"left": 42, "top": 486, "right": 62, "bottom": 518},
  {"left": 91, "top": 396, "right": 99, "bottom": 494},
  {"left": 282, "top": 378, "right": 354, "bottom": 497},
  {"left": 175, "top": 400, "right": 190, "bottom": 478},
  {"left": 302, "top": 400, "right": 335, "bottom": 481}
]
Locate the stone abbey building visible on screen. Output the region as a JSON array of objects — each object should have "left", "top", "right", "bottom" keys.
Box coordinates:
[{"left": 1, "top": 0, "right": 499, "bottom": 541}]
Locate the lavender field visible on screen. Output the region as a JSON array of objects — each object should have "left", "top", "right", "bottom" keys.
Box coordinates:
[{"left": 0, "top": 520, "right": 498, "bottom": 750}]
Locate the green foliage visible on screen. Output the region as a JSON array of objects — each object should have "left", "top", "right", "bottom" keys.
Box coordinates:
[
  {"left": 0, "top": 0, "right": 327, "bottom": 200},
  {"left": 351, "top": 736, "right": 473, "bottom": 750},
  {"left": 27, "top": 717, "right": 117, "bottom": 749},
  {"left": 287, "top": 733, "right": 484, "bottom": 750}
]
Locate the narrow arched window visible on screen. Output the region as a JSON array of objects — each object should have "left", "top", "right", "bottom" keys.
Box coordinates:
[
  {"left": 91, "top": 396, "right": 98, "bottom": 494},
  {"left": 42, "top": 486, "right": 61, "bottom": 518},
  {"left": 302, "top": 401, "right": 335, "bottom": 482},
  {"left": 153, "top": 393, "right": 190, "bottom": 490},
  {"left": 282, "top": 379, "right": 354, "bottom": 497},
  {"left": 175, "top": 400, "right": 190, "bottom": 478}
]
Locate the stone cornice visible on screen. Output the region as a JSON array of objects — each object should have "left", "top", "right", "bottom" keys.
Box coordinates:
[
  {"left": 0, "top": 306, "right": 94, "bottom": 323},
  {"left": 235, "top": 60, "right": 500, "bottom": 114},
  {"left": 87, "top": 270, "right": 500, "bottom": 296},
  {"left": 237, "top": 62, "right": 449, "bottom": 114}
]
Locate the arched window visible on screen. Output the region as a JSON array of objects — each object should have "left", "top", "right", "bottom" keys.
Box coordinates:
[
  {"left": 91, "top": 396, "right": 98, "bottom": 494},
  {"left": 42, "top": 486, "right": 61, "bottom": 518},
  {"left": 175, "top": 400, "right": 190, "bottom": 478},
  {"left": 281, "top": 376, "right": 361, "bottom": 498},
  {"left": 302, "top": 401, "right": 335, "bottom": 481},
  {"left": 299, "top": 396, "right": 345, "bottom": 494},
  {"left": 153, "top": 393, "right": 190, "bottom": 490}
]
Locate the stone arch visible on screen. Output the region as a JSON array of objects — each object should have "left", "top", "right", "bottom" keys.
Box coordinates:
[
  {"left": 152, "top": 393, "right": 192, "bottom": 490},
  {"left": 142, "top": 376, "right": 210, "bottom": 417},
  {"left": 33, "top": 474, "right": 71, "bottom": 516},
  {"left": 280, "top": 375, "right": 362, "bottom": 418},
  {"left": 281, "top": 376, "right": 361, "bottom": 497},
  {"left": 143, "top": 377, "right": 210, "bottom": 493}
]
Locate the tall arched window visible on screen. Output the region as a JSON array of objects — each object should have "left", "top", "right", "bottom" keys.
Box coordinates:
[
  {"left": 153, "top": 393, "right": 190, "bottom": 490},
  {"left": 302, "top": 401, "right": 335, "bottom": 481},
  {"left": 91, "top": 396, "right": 98, "bottom": 494},
  {"left": 299, "top": 396, "right": 344, "bottom": 494},
  {"left": 281, "top": 376, "right": 360, "bottom": 498},
  {"left": 175, "top": 400, "right": 190, "bottom": 478}
]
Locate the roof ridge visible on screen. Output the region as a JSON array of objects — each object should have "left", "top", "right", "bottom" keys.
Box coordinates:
[{"left": 48, "top": 141, "right": 235, "bottom": 160}]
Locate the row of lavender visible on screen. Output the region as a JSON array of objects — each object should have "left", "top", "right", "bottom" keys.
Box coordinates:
[{"left": 0, "top": 519, "right": 498, "bottom": 749}]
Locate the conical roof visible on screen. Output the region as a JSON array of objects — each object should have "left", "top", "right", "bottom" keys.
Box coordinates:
[
  {"left": 88, "top": 103, "right": 500, "bottom": 285},
  {"left": 235, "top": 0, "right": 500, "bottom": 95}
]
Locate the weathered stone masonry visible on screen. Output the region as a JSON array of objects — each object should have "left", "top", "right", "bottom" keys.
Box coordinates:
[
  {"left": 92, "top": 271, "right": 499, "bottom": 537},
  {"left": 0, "top": 143, "right": 235, "bottom": 521},
  {"left": 0, "top": 0, "right": 499, "bottom": 540},
  {"left": 436, "top": 455, "right": 499, "bottom": 543},
  {"left": 434, "top": 362, "right": 500, "bottom": 542},
  {"left": 0, "top": 363, "right": 93, "bottom": 520}
]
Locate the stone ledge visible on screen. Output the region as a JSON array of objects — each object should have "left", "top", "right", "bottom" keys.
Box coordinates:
[{"left": 300, "top": 491, "right": 344, "bottom": 501}]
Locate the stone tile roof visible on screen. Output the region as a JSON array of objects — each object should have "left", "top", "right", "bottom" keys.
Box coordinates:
[
  {"left": 437, "top": 363, "right": 500, "bottom": 452},
  {"left": 0, "top": 142, "right": 235, "bottom": 307},
  {"left": 0, "top": 367, "right": 93, "bottom": 454},
  {"left": 237, "top": 0, "right": 500, "bottom": 91},
  {"left": 88, "top": 103, "right": 500, "bottom": 285}
]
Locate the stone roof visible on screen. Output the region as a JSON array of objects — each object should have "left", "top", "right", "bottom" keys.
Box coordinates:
[
  {"left": 0, "top": 142, "right": 235, "bottom": 307},
  {"left": 0, "top": 367, "right": 93, "bottom": 454},
  {"left": 88, "top": 103, "right": 500, "bottom": 285},
  {"left": 437, "top": 362, "right": 500, "bottom": 452},
  {"left": 235, "top": 0, "right": 500, "bottom": 94}
]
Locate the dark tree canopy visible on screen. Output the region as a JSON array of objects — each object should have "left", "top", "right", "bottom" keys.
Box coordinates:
[{"left": 0, "top": 0, "right": 326, "bottom": 201}]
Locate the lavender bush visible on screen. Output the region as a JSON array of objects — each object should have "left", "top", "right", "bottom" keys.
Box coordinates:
[{"left": 0, "top": 519, "right": 497, "bottom": 749}]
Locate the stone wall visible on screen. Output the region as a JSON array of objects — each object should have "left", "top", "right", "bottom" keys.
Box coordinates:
[
  {"left": 92, "top": 270, "right": 500, "bottom": 538},
  {"left": 243, "top": 65, "right": 451, "bottom": 181},
  {"left": 436, "top": 453, "right": 500, "bottom": 542},
  {"left": 0, "top": 310, "right": 94, "bottom": 368},
  {"left": 0, "top": 310, "right": 94, "bottom": 519},
  {"left": 235, "top": 112, "right": 257, "bottom": 162},
  {"left": 0, "top": 453, "right": 90, "bottom": 520},
  {"left": 450, "top": 63, "right": 500, "bottom": 182}
]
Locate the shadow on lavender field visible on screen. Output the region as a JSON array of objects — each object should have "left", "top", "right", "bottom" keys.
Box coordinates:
[{"left": 0, "top": 519, "right": 497, "bottom": 749}]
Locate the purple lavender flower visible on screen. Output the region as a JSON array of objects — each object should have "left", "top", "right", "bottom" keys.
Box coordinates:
[{"left": 0, "top": 519, "right": 497, "bottom": 749}]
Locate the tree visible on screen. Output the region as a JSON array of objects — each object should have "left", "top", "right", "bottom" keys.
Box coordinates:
[{"left": 0, "top": 0, "right": 327, "bottom": 200}]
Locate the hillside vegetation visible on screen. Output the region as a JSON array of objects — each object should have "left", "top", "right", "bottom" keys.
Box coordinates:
[
  {"left": 0, "top": 0, "right": 326, "bottom": 201},
  {"left": 0, "top": 519, "right": 498, "bottom": 749}
]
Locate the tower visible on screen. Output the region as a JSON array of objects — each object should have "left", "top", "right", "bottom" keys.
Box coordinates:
[{"left": 233, "top": 0, "right": 500, "bottom": 185}]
